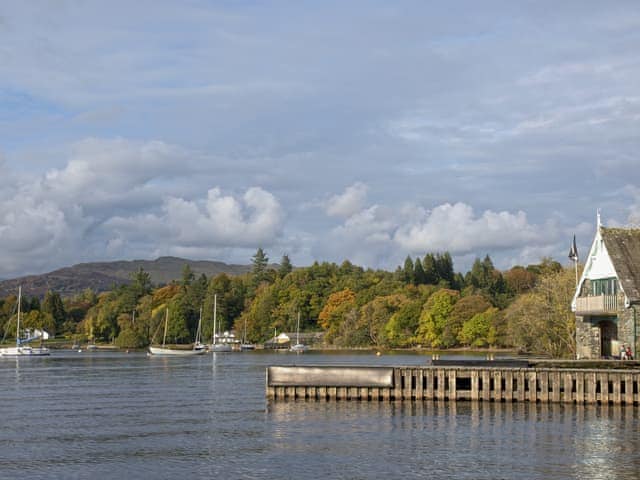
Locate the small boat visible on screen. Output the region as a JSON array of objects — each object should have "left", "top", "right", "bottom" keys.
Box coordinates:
[
  {"left": 0, "top": 287, "right": 51, "bottom": 357},
  {"left": 148, "top": 308, "right": 205, "bottom": 356},
  {"left": 290, "top": 311, "right": 308, "bottom": 353}
]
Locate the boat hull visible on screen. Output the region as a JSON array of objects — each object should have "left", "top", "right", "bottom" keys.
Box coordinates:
[
  {"left": 148, "top": 346, "right": 206, "bottom": 356},
  {"left": 0, "top": 346, "right": 50, "bottom": 357}
]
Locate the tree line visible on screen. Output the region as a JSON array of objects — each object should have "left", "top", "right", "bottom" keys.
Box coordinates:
[{"left": 0, "top": 248, "right": 577, "bottom": 357}]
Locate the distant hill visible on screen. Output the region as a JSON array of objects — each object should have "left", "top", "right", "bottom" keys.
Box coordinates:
[{"left": 0, "top": 257, "right": 252, "bottom": 299}]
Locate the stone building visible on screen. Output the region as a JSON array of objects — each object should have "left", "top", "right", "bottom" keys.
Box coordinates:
[{"left": 572, "top": 219, "right": 640, "bottom": 359}]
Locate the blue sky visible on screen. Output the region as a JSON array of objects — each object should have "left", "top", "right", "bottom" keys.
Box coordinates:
[{"left": 1, "top": 1, "right": 640, "bottom": 278}]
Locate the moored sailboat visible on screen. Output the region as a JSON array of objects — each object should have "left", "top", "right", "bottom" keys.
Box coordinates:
[
  {"left": 210, "top": 294, "right": 232, "bottom": 352},
  {"left": 0, "top": 287, "right": 51, "bottom": 357},
  {"left": 290, "top": 311, "right": 307, "bottom": 353},
  {"left": 148, "top": 308, "right": 205, "bottom": 356}
]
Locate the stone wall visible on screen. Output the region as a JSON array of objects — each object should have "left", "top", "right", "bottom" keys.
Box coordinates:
[
  {"left": 617, "top": 306, "right": 639, "bottom": 358},
  {"left": 576, "top": 314, "right": 600, "bottom": 359},
  {"left": 576, "top": 306, "right": 639, "bottom": 359}
]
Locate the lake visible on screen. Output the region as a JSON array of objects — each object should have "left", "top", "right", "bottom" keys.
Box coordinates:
[{"left": 1, "top": 350, "right": 639, "bottom": 479}]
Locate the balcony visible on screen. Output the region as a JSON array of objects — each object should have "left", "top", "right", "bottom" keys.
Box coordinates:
[{"left": 575, "top": 295, "right": 619, "bottom": 315}]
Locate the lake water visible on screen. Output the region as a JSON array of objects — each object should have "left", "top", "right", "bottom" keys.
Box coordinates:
[{"left": 1, "top": 350, "right": 639, "bottom": 479}]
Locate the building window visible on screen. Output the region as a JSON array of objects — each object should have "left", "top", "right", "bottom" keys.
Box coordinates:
[{"left": 591, "top": 277, "right": 617, "bottom": 296}]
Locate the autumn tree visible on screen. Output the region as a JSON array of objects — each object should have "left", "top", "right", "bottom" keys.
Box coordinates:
[
  {"left": 318, "top": 288, "right": 357, "bottom": 344},
  {"left": 503, "top": 267, "right": 575, "bottom": 358}
]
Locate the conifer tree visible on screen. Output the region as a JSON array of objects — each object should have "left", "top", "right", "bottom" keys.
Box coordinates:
[
  {"left": 278, "top": 254, "right": 293, "bottom": 277},
  {"left": 403, "top": 256, "right": 414, "bottom": 284},
  {"left": 413, "top": 257, "right": 426, "bottom": 285}
]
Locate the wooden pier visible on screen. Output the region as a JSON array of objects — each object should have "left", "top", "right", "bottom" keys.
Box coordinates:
[{"left": 266, "top": 364, "right": 640, "bottom": 405}]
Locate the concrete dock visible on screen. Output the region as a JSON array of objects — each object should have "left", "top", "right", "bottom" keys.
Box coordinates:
[{"left": 266, "top": 362, "right": 640, "bottom": 405}]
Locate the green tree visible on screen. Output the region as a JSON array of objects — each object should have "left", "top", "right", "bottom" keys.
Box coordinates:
[
  {"left": 441, "top": 294, "right": 492, "bottom": 347},
  {"left": 402, "top": 256, "right": 414, "bottom": 284},
  {"left": 278, "top": 254, "right": 293, "bottom": 277},
  {"left": 359, "top": 294, "right": 408, "bottom": 346},
  {"left": 416, "top": 289, "right": 459, "bottom": 347},
  {"left": 385, "top": 299, "right": 422, "bottom": 347},
  {"left": 181, "top": 265, "right": 195, "bottom": 287},
  {"left": 132, "top": 267, "right": 153, "bottom": 298},
  {"left": 42, "top": 290, "right": 66, "bottom": 332},
  {"left": 413, "top": 258, "right": 426, "bottom": 285},
  {"left": 458, "top": 307, "right": 499, "bottom": 347},
  {"left": 435, "top": 252, "right": 454, "bottom": 285},
  {"left": 423, "top": 254, "right": 438, "bottom": 284}
]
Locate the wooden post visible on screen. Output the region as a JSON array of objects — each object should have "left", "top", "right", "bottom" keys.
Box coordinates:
[
  {"left": 437, "top": 369, "right": 446, "bottom": 401},
  {"left": 538, "top": 371, "right": 549, "bottom": 403},
  {"left": 504, "top": 370, "right": 513, "bottom": 402},
  {"left": 482, "top": 370, "right": 491, "bottom": 402},
  {"left": 359, "top": 387, "right": 369, "bottom": 401},
  {"left": 370, "top": 387, "right": 379, "bottom": 402},
  {"left": 393, "top": 368, "right": 402, "bottom": 400},
  {"left": 550, "top": 371, "right": 561, "bottom": 403},
  {"left": 471, "top": 370, "right": 479, "bottom": 401},
  {"left": 426, "top": 369, "right": 434, "bottom": 400},
  {"left": 318, "top": 386, "right": 327, "bottom": 401},
  {"left": 337, "top": 386, "right": 347, "bottom": 400},
  {"left": 586, "top": 372, "right": 597, "bottom": 404},
  {"left": 328, "top": 386, "right": 337, "bottom": 400},
  {"left": 612, "top": 373, "right": 622, "bottom": 405},
  {"left": 575, "top": 371, "right": 584, "bottom": 404},
  {"left": 516, "top": 370, "right": 526, "bottom": 402},
  {"left": 561, "top": 372, "right": 571, "bottom": 403},
  {"left": 416, "top": 369, "right": 424, "bottom": 400},
  {"left": 449, "top": 370, "right": 457, "bottom": 401},
  {"left": 624, "top": 373, "right": 634, "bottom": 405},
  {"left": 527, "top": 371, "right": 537, "bottom": 403},
  {"left": 599, "top": 373, "right": 609, "bottom": 404},
  {"left": 492, "top": 370, "right": 503, "bottom": 402},
  {"left": 403, "top": 369, "right": 413, "bottom": 400}
]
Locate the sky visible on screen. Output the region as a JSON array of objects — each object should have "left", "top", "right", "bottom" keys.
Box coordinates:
[{"left": 1, "top": 1, "right": 640, "bottom": 279}]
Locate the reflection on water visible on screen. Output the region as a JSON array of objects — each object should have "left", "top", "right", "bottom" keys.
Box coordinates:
[{"left": 1, "top": 351, "right": 639, "bottom": 479}]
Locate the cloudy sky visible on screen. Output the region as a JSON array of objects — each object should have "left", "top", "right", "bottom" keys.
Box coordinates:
[{"left": 1, "top": 1, "right": 639, "bottom": 278}]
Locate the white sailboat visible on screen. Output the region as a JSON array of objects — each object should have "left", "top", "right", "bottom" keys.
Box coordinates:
[
  {"left": 290, "top": 311, "right": 307, "bottom": 353},
  {"left": 148, "top": 308, "right": 205, "bottom": 356},
  {"left": 0, "top": 286, "right": 51, "bottom": 357},
  {"left": 210, "top": 294, "right": 232, "bottom": 352}
]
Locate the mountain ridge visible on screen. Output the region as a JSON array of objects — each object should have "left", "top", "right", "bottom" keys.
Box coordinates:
[{"left": 0, "top": 256, "right": 252, "bottom": 298}]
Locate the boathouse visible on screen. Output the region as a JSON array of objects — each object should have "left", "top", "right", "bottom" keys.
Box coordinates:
[{"left": 572, "top": 218, "right": 640, "bottom": 359}]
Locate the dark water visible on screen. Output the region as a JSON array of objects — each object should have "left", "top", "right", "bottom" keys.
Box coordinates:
[{"left": 1, "top": 351, "right": 639, "bottom": 479}]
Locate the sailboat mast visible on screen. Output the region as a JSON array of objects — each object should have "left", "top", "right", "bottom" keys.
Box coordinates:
[
  {"left": 296, "top": 311, "right": 300, "bottom": 344},
  {"left": 16, "top": 286, "right": 21, "bottom": 347},
  {"left": 212, "top": 294, "right": 217, "bottom": 345},
  {"left": 196, "top": 306, "right": 202, "bottom": 344},
  {"left": 162, "top": 308, "right": 168, "bottom": 347}
]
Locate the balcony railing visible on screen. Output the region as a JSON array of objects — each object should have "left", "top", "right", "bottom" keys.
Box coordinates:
[{"left": 575, "top": 294, "right": 619, "bottom": 315}]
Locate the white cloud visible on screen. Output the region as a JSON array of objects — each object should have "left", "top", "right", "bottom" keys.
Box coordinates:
[
  {"left": 394, "top": 202, "right": 540, "bottom": 254},
  {"left": 0, "top": 137, "right": 285, "bottom": 277},
  {"left": 316, "top": 197, "right": 577, "bottom": 271},
  {"left": 326, "top": 182, "right": 368, "bottom": 218}
]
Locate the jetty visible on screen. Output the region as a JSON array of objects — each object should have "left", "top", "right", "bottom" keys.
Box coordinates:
[{"left": 266, "top": 360, "right": 640, "bottom": 405}]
